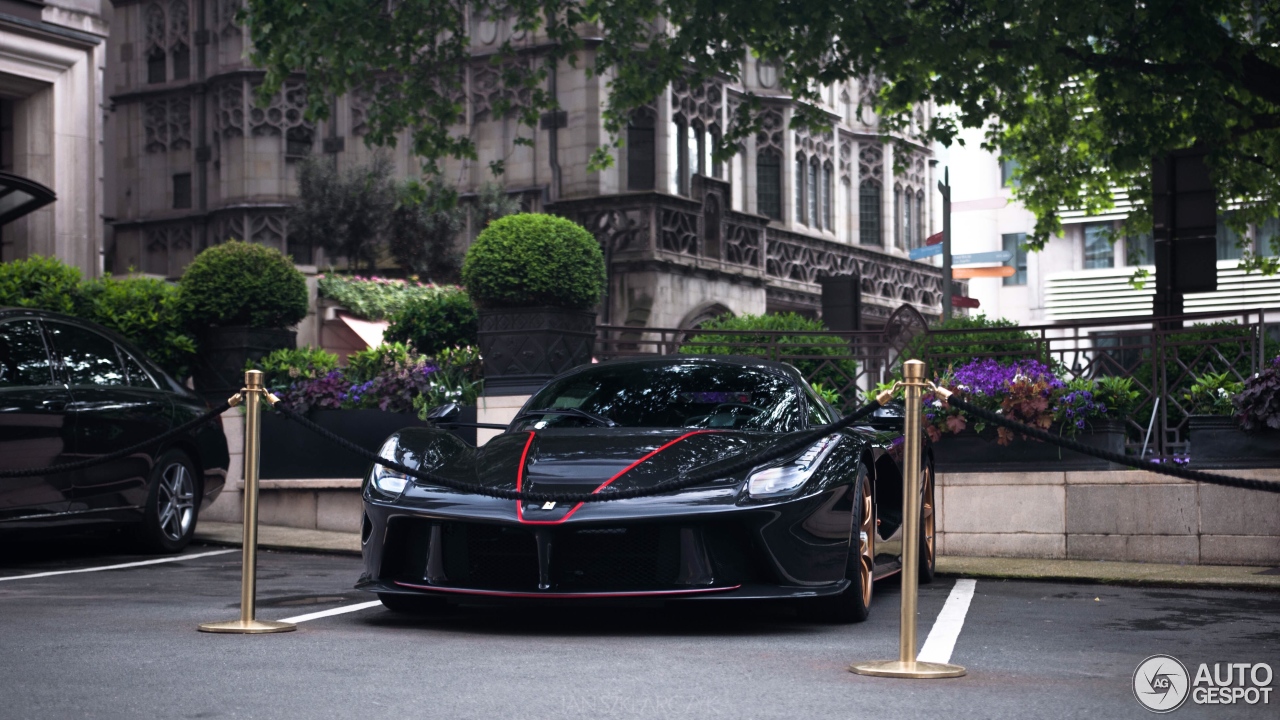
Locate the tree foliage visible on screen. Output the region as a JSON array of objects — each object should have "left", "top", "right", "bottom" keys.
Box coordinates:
[
  {"left": 291, "top": 154, "right": 395, "bottom": 271},
  {"left": 247, "top": 1, "right": 1280, "bottom": 271}
]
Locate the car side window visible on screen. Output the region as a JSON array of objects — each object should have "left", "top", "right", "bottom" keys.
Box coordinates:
[
  {"left": 46, "top": 323, "right": 127, "bottom": 387},
  {"left": 118, "top": 347, "right": 158, "bottom": 388},
  {"left": 803, "top": 384, "right": 834, "bottom": 427},
  {"left": 0, "top": 319, "right": 55, "bottom": 387}
]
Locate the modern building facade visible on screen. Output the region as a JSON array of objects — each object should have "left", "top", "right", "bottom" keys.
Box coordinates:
[
  {"left": 105, "top": 5, "right": 947, "bottom": 331},
  {"left": 945, "top": 127, "right": 1280, "bottom": 324},
  {"left": 0, "top": 0, "right": 109, "bottom": 273}
]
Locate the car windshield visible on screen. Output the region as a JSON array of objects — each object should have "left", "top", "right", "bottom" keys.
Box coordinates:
[{"left": 515, "top": 362, "right": 803, "bottom": 431}]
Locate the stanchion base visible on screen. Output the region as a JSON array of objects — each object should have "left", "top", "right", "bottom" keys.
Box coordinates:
[
  {"left": 198, "top": 619, "right": 296, "bottom": 634},
  {"left": 848, "top": 660, "right": 966, "bottom": 679}
]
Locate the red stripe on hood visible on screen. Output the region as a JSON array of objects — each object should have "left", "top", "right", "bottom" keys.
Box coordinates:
[{"left": 516, "top": 429, "right": 717, "bottom": 525}]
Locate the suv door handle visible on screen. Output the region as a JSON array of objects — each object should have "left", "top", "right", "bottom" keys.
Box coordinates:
[{"left": 40, "top": 399, "right": 68, "bottom": 412}]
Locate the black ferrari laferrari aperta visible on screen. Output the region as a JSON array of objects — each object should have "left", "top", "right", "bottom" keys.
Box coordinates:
[{"left": 357, "top": 356, "right": 934, "bottom": 622}]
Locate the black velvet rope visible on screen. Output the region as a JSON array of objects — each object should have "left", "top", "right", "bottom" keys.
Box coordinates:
[
  {"left": 273, "top": 399, "right": 886, "bottom": 503},
  {"left": 946, "top": 394, "right": 1280, "bottom": 494},
  {"left": 0, "top": 401, "right": 233, "bottom": 478}
]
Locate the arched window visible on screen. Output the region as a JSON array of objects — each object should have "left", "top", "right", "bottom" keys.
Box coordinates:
[
  {"left": 916, "top": 190, "right": 926, "bottom": 248},
  {"left": 626, "top": 109, "right": 656, "bottom": 191},
  {"left": 690, "top": 120, "right": 705, "bottom": 178},
  {"left": 904, "top": 191, "right": 913, "bottom": 249},
  {"left": 808, "top": 158, "right": 820, "bottom": 231},
  {"left": 670, "top": 117, "right": 688, "bottom": 195},
  {"left": 893, "top": 185, "right": 903, "bottom": 248},
  {"left": 145, "top": 3, "right": 167, "bottom": 84},
  {"left": 710, "top": 127, "right": 723, "bottom": 178},
  {"left": 822, "top": 163, "right": 834, "bottom": 231},
  {"left": 757, "top": 151, "right": 782, "bottom": 220},
  {"left": 170, "top": 0, "right": 190, "bottom": 80},
  {"left": 795, "top": 154, "right": 807, "bottom": 225},
  {"left": 859, "top": 181, "right": 881, "bottom": 245}
]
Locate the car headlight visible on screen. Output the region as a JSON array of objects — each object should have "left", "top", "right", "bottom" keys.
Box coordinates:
[
  {"left": 370, "top": 438, "right": 410, "bottom": 495},
  {"left": 747, "top": 435, "right": 840, "bottom": 498}
]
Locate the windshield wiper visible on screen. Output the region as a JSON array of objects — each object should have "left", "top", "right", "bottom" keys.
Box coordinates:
[{"left": 514, "top": 407, "right": 617, "bottom": 427}]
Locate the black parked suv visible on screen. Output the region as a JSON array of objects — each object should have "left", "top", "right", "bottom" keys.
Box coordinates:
[{"left": 0, "top": 308, "right": 229, "bottom": 552}]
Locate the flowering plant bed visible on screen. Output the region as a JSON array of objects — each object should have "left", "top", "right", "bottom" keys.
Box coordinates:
[
  {"left": 251, "top": 344, "right": 484, "bottom": 477},
  {"left": 925, "top": 358, "right": 1134, "bottom": 471}
]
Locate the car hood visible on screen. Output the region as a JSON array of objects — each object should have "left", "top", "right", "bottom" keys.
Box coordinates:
[{"left": 396, "top": 427, "right": 800, "bottom": 496}]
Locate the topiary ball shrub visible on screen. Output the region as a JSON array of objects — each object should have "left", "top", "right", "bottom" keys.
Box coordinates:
[
  {"left": 460, "top": 213, "right": 605, "bottom": 310},
  {"left": 0, "top": 255, "right": 83, "bottom": 314},
  {"left": 177, "top": 240, "right": 309, "bottom": 329},
  {"left": 384, "top": 288, "right": 478, "bottom": 356}
]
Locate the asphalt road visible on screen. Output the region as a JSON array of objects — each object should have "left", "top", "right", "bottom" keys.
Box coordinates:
[{"left": 0, "top": 537, "right": 1276, "bottom": 720}]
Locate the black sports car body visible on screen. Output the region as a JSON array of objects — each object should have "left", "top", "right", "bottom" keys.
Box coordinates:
[{"left": 358, "top": 356, "right": 934, "bottom": 621}]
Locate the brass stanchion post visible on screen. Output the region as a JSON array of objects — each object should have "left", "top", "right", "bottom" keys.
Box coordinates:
[
  {"left": 199, "top": 370, "right": 295, "bottom": 634},
  {"left": 850, "top": 359, "right": 963, "bottom": 678}
]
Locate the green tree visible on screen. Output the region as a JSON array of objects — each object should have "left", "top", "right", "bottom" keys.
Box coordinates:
[
  {"left": 290, "top": 154, "right": 395, "bottom": 271},
  {"left": 388, "top": 180, "right": 466, "bottom": 280},
  {"left": 246, "top": 1, "right": 1280, "bottom": 271}
]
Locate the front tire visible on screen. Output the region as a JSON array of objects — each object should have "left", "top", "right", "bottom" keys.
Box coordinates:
[
  {"left": 134, "top": 449, "right": 198, "bottom": 554},
  {"left": 810, "top": 463, "right": 874, "bottom": 623}
]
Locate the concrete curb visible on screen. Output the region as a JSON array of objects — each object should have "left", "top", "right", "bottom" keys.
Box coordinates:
[
  {"left": 938, "top": 555, "right": 1280, "bottom": 592},
  {"left": 195, "top": 521, "right": 361, "bottom": 556}
]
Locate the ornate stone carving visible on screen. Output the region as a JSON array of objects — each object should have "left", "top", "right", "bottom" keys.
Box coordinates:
[
  {"left": 145, "top": 2, "right": 165, "bottom": 53},
  {"left": 245, "top": 79, "right": 312, "bottom": 145},
  {"left": 755, "top": 106, "right": 785, "bottom": 154},
  {"left": 215, "top": 79, "right": 244, "bottom": 139},
  {"left": 168, "top": 0, "right": 189, "bottom": 50},
  {"left": 471, "top": 58, "right": 531, "bottom": 121},
  {"left": 144, "top": 96, "right": 191, "bottom": 153},
  {"left": 764, "top": 228, "right": 943, "bottom": 313},
  {"left": 859, "top": 142, "right": 883, "bottom": 186},
  {"left": 671, "top": 78, "right": 723, "bottom": 128},
  {"left": 217, "top": 0, "right": 240, "bottom": 39},
  {"left": 212, "top": 212, "right": 246, "bottom": 244},
  {"left": 581, "top": 207, "right": 650, "bottom": 254},
  {"left": 839, "top": 134, "right": 853, "bottom": 184},
  {"left": 250, "top": 213, "right": 287, "bottom": 250},
  {"left": 659, "top": 208, "right": 698, "bottom": 256},
  {"left": 144, "top": 222, "right": 194, "bottom": 275},
  {"left": 858, "top": 75, "right": 881, "bottom": 122},
  {"left": 724, "top": 220, "right": 760, "bottom": 267},
  {"left": 794, "top": 125, "right": 833, "bottom": 161}
]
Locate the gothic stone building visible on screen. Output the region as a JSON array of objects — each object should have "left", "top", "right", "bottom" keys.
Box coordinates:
[{"left": 105, "top": 3, "right": 945, "bottom": 333}]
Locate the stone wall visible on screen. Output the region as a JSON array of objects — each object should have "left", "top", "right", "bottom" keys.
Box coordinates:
[{"left": 937, "top": 470, "right": 1280, "bottom": 566}]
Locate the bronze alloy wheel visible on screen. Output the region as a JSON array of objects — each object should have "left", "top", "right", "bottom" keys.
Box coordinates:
[
  {"left": 919, "top": 461, "right": 936, "bottom": 584},
  {"left": 857, "top": 470, "right": 875, "bottom": 607}
]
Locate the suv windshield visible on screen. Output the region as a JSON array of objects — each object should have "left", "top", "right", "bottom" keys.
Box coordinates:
[{"left": 515, "top": 362, "right": 803, "bottom": 431}]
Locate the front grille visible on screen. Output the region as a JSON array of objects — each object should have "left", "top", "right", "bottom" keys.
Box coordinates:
[
  {"left": 379, "top": 519, "right": 758, "bottom": 593},
  {"left": 442, "top": 522, "right": 539, "bottom": 590},
  {"left": 554, "top": 526, "right": 680, "bottom": 591}
]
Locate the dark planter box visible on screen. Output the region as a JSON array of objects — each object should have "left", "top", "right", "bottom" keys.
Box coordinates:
[
  {"left": 193, "top": 326, "right": 296, "bottom": 403},
  {"left": 1186, "top": 415, "right": 1280, "bottom": 469},
  {"left": 932, "top": 418, "right": 1126, "bottom": 473},
  {"left": 259, "top": 407, "right": 476, "bottom": 479},
  {"left": 477, "top": 306, "right": 596, "bottom": 394}
]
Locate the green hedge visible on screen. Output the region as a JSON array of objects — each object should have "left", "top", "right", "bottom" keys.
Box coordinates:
[
  {"left": 461, "top": 213, "right": 605, "bottom": 310},
  {"left": 0, "top": 256, "right": 195, "bottom": 377},
  {"left": 177, "top": 241, "right": 309, "bottom": 329},
  {"left": 383, "top": 288, "right": 478, "bottom": 356},
  {"left": 680, "top": 312, "right": 859, "bottom": 394}
]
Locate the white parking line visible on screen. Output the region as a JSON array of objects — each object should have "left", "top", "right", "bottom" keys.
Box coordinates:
[
  {"left": 0, "top": 548, "right": 236, "bottom": 583},
  {"left": 279, "top": 600, "right": 383, "bottom": 624},
  {"left": 918, "top": 578, "right": 977, "bottom": 664}
]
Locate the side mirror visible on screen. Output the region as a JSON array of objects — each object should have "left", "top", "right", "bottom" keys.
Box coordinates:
[{"left": 426, "top": 402, "right": 461, "bottom": 423}]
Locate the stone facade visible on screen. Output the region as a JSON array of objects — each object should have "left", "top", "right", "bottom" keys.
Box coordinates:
[
  {"left": 104, "top": 4, "right": 945, "bottom": 330},
  {"left": 0, "top": 0, "right": 109, "bottom": 273}
]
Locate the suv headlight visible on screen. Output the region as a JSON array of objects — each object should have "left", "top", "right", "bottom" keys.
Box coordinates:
[
  {"left": 370, "top": 438, "right": 409, "bottom": 495},
  {"left": 747, "top": 435, "right": 840, "bottom": 498}
]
